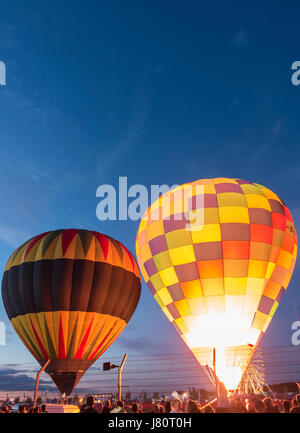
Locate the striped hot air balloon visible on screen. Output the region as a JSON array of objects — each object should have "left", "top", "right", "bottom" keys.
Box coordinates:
[
  {"left": 1, "top": 229, "right": 141, "bottom": 395},
  {"left": 136, "top": 178, "right": 297, "bottom": 390}
]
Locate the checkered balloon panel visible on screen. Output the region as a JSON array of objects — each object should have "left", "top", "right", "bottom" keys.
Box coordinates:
[{"left": 136, "top": 178, "right": 297, "bottom": 353}]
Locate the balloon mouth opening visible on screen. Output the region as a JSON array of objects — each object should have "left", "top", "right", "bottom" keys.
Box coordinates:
[
  {"left": 191, "top": 344, "right": 251, "bottom": 391},
  {"left": 40, "top": 359, "right": 93, "bottom": 395},
  {"left": 184, "top": 314, "right": 258, "bottom": 391}
]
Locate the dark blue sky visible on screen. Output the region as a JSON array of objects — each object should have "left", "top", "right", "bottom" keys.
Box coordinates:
[{"left": 0, "top": 0, "right": 299, "bottom": 371}]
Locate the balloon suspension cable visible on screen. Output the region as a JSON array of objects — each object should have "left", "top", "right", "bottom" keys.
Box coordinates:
[{"left": 202, "top": 364, "right": 216, "bottom": 386}]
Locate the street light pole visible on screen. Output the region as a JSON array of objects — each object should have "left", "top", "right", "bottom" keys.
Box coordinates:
[
  {"left": 118, "top": 354, "right": 127, "bottom": 401},
  {"left": 33, "top": 359, "right": 50, "bottom": 408},
  {"left": 103, "top": 353, "right": 128, "bottom": 402}
]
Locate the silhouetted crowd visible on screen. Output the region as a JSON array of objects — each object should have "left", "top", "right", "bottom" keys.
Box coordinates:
[
  {"left": 0, "top": 404, "right": 48, "bottom": 413},
  {"left": 1, "top": 394, "right": 300, "bottom": 413},
  {"left": 77, "top": 394, "right": 300, "bottom": 413}
]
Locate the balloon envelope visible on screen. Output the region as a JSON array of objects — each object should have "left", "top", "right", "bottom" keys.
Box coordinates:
[
  {"left": 2, "top": 229, "right": 141, "bottom": 395},
  {"left": 136, "top": 178, "right": 297, "bottom": 389}
]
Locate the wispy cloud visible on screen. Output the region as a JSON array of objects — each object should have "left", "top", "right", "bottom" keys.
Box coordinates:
[
  {"left": 115, "top": 335, "right": 177, "bottom": 354},
  {"left": 233, "top": 30, "right": 250, "bottom": 47},
  {"left": 155, "top": 64, "right": 165, "bottom": 75},
  {"left": 0, "top": 142, "right": 83, "bottom": 196},
  {"left": 272, "top": 120, "right": 284, "bottom": 136},
  {"left": 1, "top": 87, "right": 64, "bottom": 122},
  {"left": 0, "top": 223, "right": 30, "bottom": 248},
  {"left": 97, "top": 88, "right": 151, "bottom": 177}
]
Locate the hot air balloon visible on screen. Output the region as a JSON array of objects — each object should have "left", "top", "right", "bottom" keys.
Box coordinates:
[
  {"left": 136, "top": 178, "right": 297, "bottom": 390},
  {"left": 2, "top": 229, "right": 141, "bottom": 395}
]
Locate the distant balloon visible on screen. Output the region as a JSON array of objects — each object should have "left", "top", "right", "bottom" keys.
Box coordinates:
[
  {"left": 2, "top": 229, "right": 141, "bottom": 395},
  {"left": 136, "top": 178, "right": 297, "bottom": 389}
]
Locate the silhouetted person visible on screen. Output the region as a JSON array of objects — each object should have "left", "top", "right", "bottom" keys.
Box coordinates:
[
  {"left": 82, "top": 396, "right": 99, "bottom": 413},
  {"left": 151, "top": 404, "right": 160, "bottom": 413},
  {"left": 41, "top": 404, "right": 48, "bottom": 413},
  {"left": 185, "top": 399, "right": 200, "bottom": 413},
  {"left": 254, "top": 400, "right": 265, "bottom": 413},
  {"left": 263, "top": 397, "right": 274, "bottom": 413},
  {"left": 282, "top": 400, "right": 291, "bottom": 413},
  {"left": 165, "top": 401, "right": 171, "bottom": 413},
  {"left": 101, "top": 400, "right": 112, "bottom": 413},
  {"left": 0, "top": 406, "right": 10, "bottom": 413},
  {"left": 159, "top": 405, "right": 165, "bottom": 413},
  {"left": 110, "top": 400, "right": 125, "bottom": 413},
  {"left": 290, "top": 406, "right": 300, "bottom": 413},
  {"left": 18, "top": 406, "right": 27, "bottom": 413},
  {"left": 132, "top": 402, "right": 142, "bottom": 413},
  {"left": 170, "top": 398, "right": 182, "bottom": 413}
]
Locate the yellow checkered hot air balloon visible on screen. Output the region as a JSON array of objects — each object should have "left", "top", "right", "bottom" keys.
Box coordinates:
[{"left": 136, "top": 178, "right": 297, "bottom": 390}]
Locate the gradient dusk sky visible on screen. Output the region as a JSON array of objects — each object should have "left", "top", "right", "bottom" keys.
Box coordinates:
[{"left": 0, "top": 0, "right": 300, "bottom": 390}]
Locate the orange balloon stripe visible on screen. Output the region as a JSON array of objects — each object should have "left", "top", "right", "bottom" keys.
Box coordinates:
[
  {"left": 12, "top": 319, "right": 40, "bottom": 361},
  {"left": 74, "top": 316, "right": 94, "bottom": 359},
  {"left": 24, "top": 232, "right": 50, "bottom": 259},
  {"left": 30, "top": 317, "right": 49, "bottom": 360},
  {"left": 88, "top": 320, "right": 118, "bottom": 360},
  {"left": 95, "top": 327, "right": 124, "bottom": 360},
  {"left": 93, "top": 231, "right": 109, "bottom": 259},
  {"left": 93, "top": 322, "right": 126, "bottom": 361}
]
